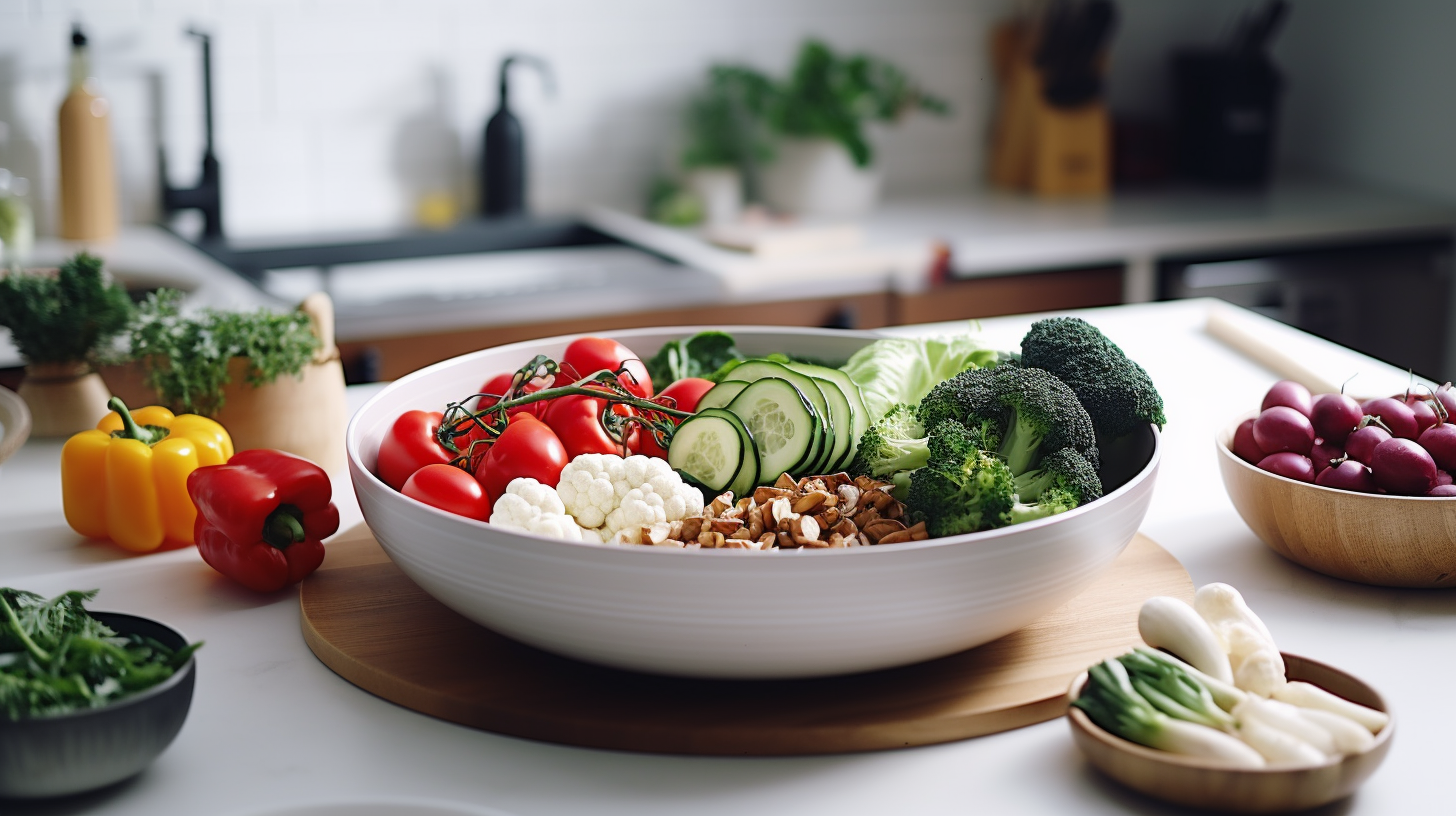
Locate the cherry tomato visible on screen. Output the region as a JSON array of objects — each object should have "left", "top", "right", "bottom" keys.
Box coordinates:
[
  {"left": 562, "top": 337, "right": 653, "bottom": 398},
  {"left": 402, "top": 463, "right": 492, "bottom": 520},
  {"left": 377, "top": 410, "right": 455, "bottom": 491},
  {"left": 542, "top": 394, "right": 639, "bottom": 460},
  {"left": 656, "top": 378, "right": 715, "bottom": 413},
  {"left": 478, "top": 371, "right": 550, "bottom": 419},
  {"left": 635, "top": 377, "right": 715, "bottom": 459},
  {"left": 475, "top": 414, "right": 570, "bottom": 502}
]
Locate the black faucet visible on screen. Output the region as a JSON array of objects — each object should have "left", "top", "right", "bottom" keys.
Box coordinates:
[{"left": 159, "top": 28, "right": 223, "bottom": 239}]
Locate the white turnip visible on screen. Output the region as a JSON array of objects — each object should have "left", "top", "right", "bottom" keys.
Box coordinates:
[
  {"left": 1370, "top": 437, "right": 1437, "bottom": 495},
  {"left": 1417, "top": 422, "right": 1456, "bottom": 471},
  {"left": 1315, "top": 460, "right": 1377, "bottom": 493},
  {"left": 1258, "top": 452, "right": 1315, "bottom": 482},
  {"left": 1262, "top": 380, "right": 1313, "bottom": 416},
  {"left": 1310, "top": 393, "right": 1363, "bottom": 444},
  {"left": 1253, "top": 407, "right": 1315, "bottom": 455},
  {"left": 1345, "top": 424, "right": 1391, "bottom": 464},
  {"left": 1362, "top": 397, "right": 1419, "bottom": 440},
  {"left": 1232, "top": 418, "right": 1265, "bottom": 464}
]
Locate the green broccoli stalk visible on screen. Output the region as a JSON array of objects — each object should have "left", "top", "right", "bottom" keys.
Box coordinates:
[
  {"left": 1012, "top": 447, "right": 1103, "bottom": 504},
  {"left": 917, "top": 365, "right": 1099, "bottom": 476},
  {"left": 850, "top": 403, "right": 929, "bottom": 481},
  {"left": 1019, "top": 317, "right": 1166, "bottom": 439}
]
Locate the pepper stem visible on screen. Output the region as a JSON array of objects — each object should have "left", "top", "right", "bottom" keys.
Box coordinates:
[
  {"left": 107, "top": 397, "right": 169, "bottom": 446},
  {"left": 262, "top": 505, "right": 306, "bottom": 550}
]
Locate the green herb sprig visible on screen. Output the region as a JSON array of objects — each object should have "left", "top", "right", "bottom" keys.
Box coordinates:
[
  {"left": 0, "top": 588, "right": 201, "bottom": 720},
  {"left": 0, "top": 253, "right": 134, "bottom": 366},
  {"left": 128, "top": 288, "right": 321, "bottom": 416}
]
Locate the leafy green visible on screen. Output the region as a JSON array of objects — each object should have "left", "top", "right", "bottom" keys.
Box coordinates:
[
  {"left": 682, "top": 66, "right": 777, "bottom": 170},
  {"left": 646, "top": 331, "right": 744, "bottom": 387},
  {"left": 128, "top": 288, "right": 320, "bottom": 416},
  {"left": 0, "top": 588, "right": 200, "bottom": 720},
  {"left": 0, "top": 252, "right": 134, "bottom": 365},
  {"left": 840, "top": 333, "right": 1004, "bottom": 424},
  {"left": 768, "top": 40, "right": 949, "bottom": 167}
]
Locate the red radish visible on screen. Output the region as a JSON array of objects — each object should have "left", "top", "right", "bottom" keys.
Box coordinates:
[
  {"left": 1406, "top": 397, "right": 1440, "bottom": 435},
  {"left": 1438, "top": 470, "right": 1453, "bottom": 486},
  {"left": 1261, "top": 380, "right": 1314, "bottom": 416},
  {"left": 1428, "top": 484, "right": 1456, "bottom": 497},
  {"left": 1369, "top": 438, "right": 1438, "bottom": 496},
  {"left": 1310, "top": 393, "right": 1363, "bottom": 444},
  {"left": 1253, "top": 406, "right": 1315, "bottom": 455},
  {"left": 1231, "top": 419, "right": 1265, "bottom": 463},
  {"left": 1418, "top": 423, "right": 1456, "bottom": 471},
  {"left": 1435, "top": 384, "right": 1456, "bottom": 421},
  {"left": 1345, "top": 424, "right": 1392, "bottom": 463},
  {"left": 1310, "top": 439, "right": 1344, "bottom": 473},
  {"left": 1316, "top": 460, "right": 1378, "bottom": 493},
  {"left": 1257, "top": 452, "right": 1315, "bottom": 482},
  {"left": 1362, "top": 397, "right": 1419, "bottom": 439}
]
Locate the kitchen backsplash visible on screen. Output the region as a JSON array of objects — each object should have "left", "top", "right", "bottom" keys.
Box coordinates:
[
  {"left": 0, "top": 0, "right": 1011, "bottom": 239},
  {"left": 0, "top": 0, "right": 1258, "bottom": 240}
]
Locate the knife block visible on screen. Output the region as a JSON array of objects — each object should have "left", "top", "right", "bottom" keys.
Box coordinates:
[{"left": 988, "top": 18, "right": 1111, "bottom": 197}]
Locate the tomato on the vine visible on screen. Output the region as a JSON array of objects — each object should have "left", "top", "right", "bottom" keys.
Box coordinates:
[
  {"left": 377, "top": 410, "right": 455, "bottom": 490},
  {"left": 636, "top": 377, "right": 715, "bottom": 459},
  {"left": 542, "top": 394, "right": 639, "bottom": 459},
  {"left": 475, "top": 414, "right": 569, "bottom": 502},
  {"left": 561, "top": 337, "right": 653, "bottom": 398},
  {"left": 478, "top": 371, "right": 551, "bottom": 419},
  {"left": 402, "top": 463, "right": 492, "bottom": 520}
]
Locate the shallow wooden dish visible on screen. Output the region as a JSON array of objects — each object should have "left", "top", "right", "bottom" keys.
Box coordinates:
[
  {"left": 1216, "top": 416, "right": 1456, "bottom": 588},
  {"left": 0, "top": 384, "right": 32, "bottom": 465},
  {"left": 1068, "top": 653, "right": 1394, "bottom": 814}
]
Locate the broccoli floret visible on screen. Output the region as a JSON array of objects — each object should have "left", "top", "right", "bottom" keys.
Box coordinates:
[
  {"left": 916, "top": 365, "right": 1098, "bottom": 476},
  {"left": 1019, "top": 317, "right": 1166, "bottom": 439},
  {"left": 1006, "top": 486, "right": 1082, "bottom": 525},
  {"left": 908, "top": 420, "right": 1017, "bottom": 536},
  {"left": 1013, "top": 447, "right": 1103, "bottom": 505},
  {"left": 850, "top": 403, "right": 929, "bottom": 479}
]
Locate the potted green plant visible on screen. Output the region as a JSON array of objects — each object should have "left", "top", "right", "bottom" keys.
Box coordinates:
[
  {"left": 120, "top": 289, "right": 348, "bottom": 472},
  {"left": 678, "top": 66, "right": 776, "bottom": 224},
  {"left": 759, "top": 40, "right": 948, "bottom": 218},
  {"left": 0, "top": 253, "right": 132, "bottom": 436}
]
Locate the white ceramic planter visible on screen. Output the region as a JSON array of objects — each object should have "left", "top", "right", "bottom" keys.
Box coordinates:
[
  {"left": 684, "top": 166, "right": 742, "bottom": 226},
  {"left": 761, "top": 138, "right": 882, "bottom": 219},
  {"left": 346, "top": 327, "right": 1160, "bottom": 679}
]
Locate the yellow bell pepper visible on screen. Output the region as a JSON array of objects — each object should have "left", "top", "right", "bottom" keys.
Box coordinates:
[{"left": 62, "top": 398, "right": 234, "bottom": 552}]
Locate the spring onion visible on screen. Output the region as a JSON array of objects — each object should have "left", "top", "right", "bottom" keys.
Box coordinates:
[
  {"left": 1271, "top": 681, "right": 1390, "bottom": 734},
  {"left": 1137, "top": 596, "right": 1234, "bottom": 683}
]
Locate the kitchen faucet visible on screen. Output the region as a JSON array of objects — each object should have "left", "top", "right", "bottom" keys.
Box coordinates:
[{"left": 159, "top": 28, "right": 223, "bottom": 239}]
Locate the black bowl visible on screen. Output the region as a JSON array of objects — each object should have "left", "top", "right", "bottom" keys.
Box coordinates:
[{"left": 0, "top": 612, "right": 197, "bottom": 798}]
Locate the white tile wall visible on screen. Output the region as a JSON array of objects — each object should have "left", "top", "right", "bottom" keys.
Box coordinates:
[{"left": 0, "top": 0, "right": 1012, "bottom": 239}]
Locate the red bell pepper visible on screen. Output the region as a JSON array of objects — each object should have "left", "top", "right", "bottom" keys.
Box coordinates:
[{"left": 187, "top": 449, "right": 341, "bottom": 592}]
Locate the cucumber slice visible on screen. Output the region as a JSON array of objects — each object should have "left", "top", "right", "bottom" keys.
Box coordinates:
[
  {"left": 695, "top": 381, "right": 748, "bottom": 412},
  {"left": 725, "top": 378, "right": 818, "bottom": 484},
  {"left": 695, "top": 408, "right": 760, "bottom": 499},
  {"left": 722, "top": 360, "right": 831, "bottom": 475},
  {"left": 787, "top": 362, "right": 868, "bottom": 471},
  {"left": 667, "top": 411, "right": 747, "bottom": 494},
  {"left": 787, "top": 368, "right": 852, "bottom": 473}
]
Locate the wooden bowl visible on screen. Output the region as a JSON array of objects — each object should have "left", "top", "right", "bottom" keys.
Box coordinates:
[
  {"left": 1068, "top": 653, "right": 1394, "bottom": 813},
  {"left": 0, "top": 384, "right": 32, "bottom": 466},
  {"left": 1216, "top": 416, "right": 1456, "bottom": 588}
]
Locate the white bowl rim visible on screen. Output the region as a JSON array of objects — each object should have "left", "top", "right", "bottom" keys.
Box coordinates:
[
  {"left": 1217, "top": 411, "right": 1456, "bottom": 501},
  {"left": 347, "top": 325, "right": 1163, "bottom": 558}
]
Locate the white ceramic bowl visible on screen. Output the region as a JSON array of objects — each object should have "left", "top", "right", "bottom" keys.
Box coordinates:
[{"left": 346, "top": 327, "right": 1161, "bottom": 679}]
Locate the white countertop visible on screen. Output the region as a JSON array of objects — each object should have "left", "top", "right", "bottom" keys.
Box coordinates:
[{"left": 1, "top": 299, "right": 1449, "bottom": 815}]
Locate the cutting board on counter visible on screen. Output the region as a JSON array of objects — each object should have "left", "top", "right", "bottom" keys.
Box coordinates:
[{"left": 300, "top": 525, "right": 1192, "bottom": 756}]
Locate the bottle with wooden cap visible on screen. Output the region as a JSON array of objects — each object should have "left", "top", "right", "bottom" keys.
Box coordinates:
[{"left": 58, "top": 24, "right": 118, "bottom": 241}]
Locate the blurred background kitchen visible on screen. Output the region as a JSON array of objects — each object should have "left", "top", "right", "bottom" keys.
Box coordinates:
[{"left": 2, "top": 0, "right": 1455, "bottom": 385}]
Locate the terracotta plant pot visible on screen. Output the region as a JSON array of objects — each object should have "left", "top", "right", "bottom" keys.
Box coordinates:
[{"left": 17, "top": 362, "right": 112, "bottom": 438}]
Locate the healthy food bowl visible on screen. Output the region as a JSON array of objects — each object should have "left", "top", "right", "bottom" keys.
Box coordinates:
[
  {"left": 0, "top": 612, "right": 197, "bottom": 798},
  {"left": 346, "top": 327, "right": 1161, "bottom": 679},
  {"left": 1217, "top": 415, "right": 1456, "bottom": 588},
  {"left": 1068, "top": 653, "right": 1394, "bottom": 814}
]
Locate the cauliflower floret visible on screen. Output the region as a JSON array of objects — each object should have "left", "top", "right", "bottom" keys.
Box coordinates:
[
  {"left": 555, "top": 453, "right": 705, "bottom": 540},
  {"left": 489, "top": 478, "right": 587, "bottom": 541}
]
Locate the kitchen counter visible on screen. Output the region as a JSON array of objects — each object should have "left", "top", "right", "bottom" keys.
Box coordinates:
[{"left": 1, "top": 299, "right": 1449, "bottom": 815}]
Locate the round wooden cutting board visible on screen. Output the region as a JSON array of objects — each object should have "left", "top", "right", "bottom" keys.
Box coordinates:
[{"left": 300, "top": 525, "right": 1192, "bottom": 756}]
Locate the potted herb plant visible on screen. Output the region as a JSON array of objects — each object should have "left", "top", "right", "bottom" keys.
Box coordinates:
[
  {"left": 759, "top": 40, "right": 948, "bottom": 218},
  {"left": 679, "top": 66, "right": 776, "bottom": 224},
  {"left": 0, "top": 253, "right": 132, "bottom": 437},
  {"left": 120, "top": 290, "right": 348, "bottom": 472}
]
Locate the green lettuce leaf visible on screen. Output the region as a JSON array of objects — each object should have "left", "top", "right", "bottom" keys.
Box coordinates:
[{"left": 840, "top": 333, "right": 1005, "bottom": 422}]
